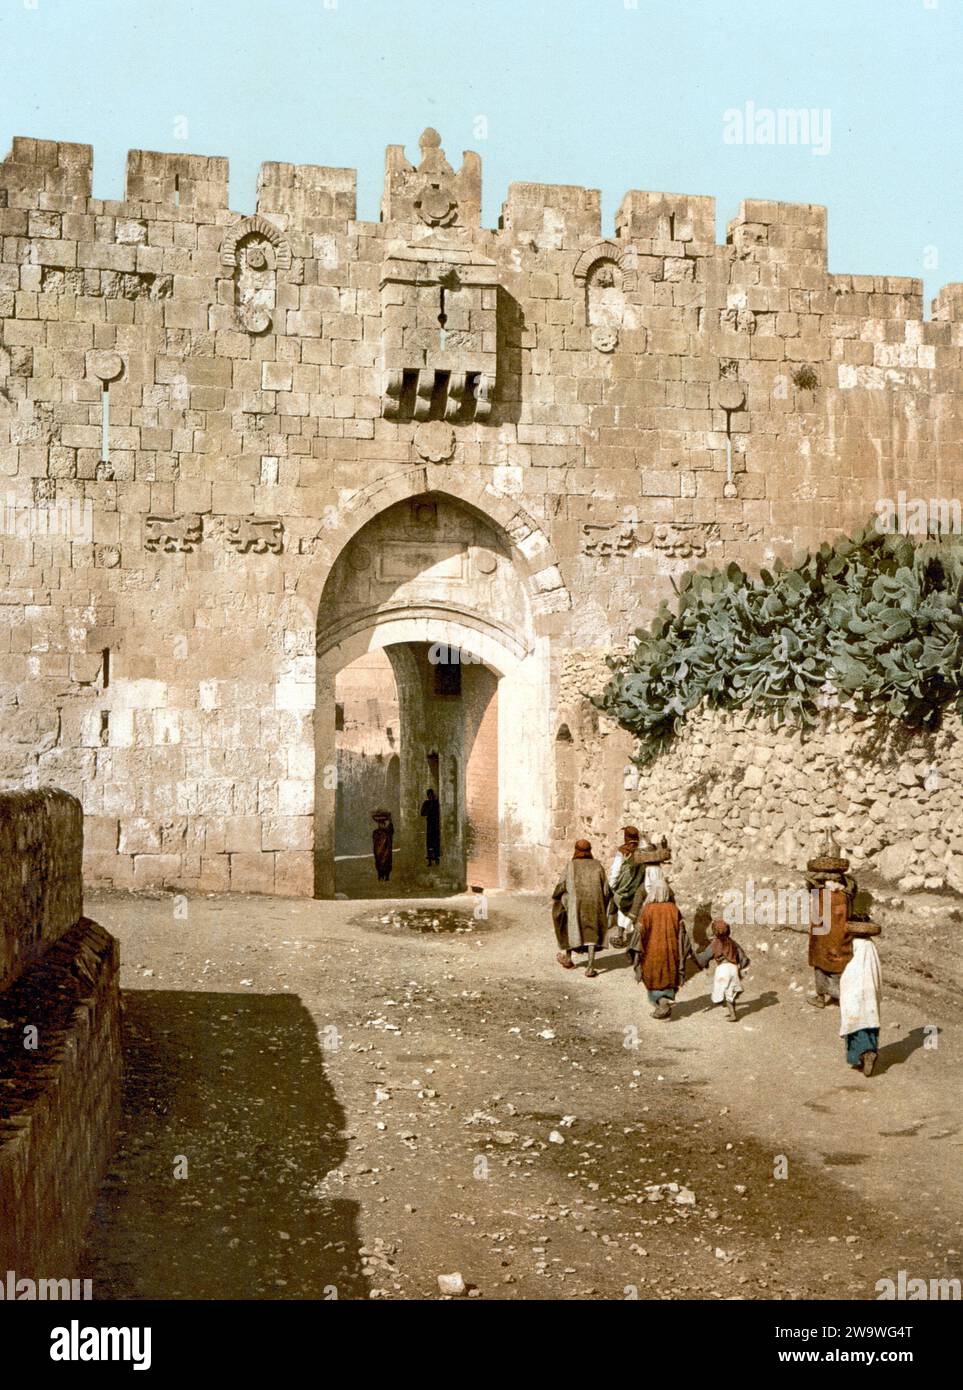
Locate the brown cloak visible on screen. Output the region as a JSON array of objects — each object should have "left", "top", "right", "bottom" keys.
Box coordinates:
[
  {"left": 552, "top": 856, "right": 615, "bottom": 950},
  {"left": 634, "top": 901, "right": 689, "bottom": 992},
  {"left": 372, "top": 821, "right": 393, "bottom": 877}
]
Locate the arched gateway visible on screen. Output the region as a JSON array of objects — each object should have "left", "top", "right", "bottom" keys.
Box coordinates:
[{"left": 311, "top": 473, "right": 569, "bottom": 897}]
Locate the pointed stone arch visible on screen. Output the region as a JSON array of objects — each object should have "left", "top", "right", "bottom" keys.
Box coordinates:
[
  {"left": 297, "top": 465, "right": 571, "bottom": 630},
  {"left": 310, "top": 473, "right": 558, "bottom": 897}
]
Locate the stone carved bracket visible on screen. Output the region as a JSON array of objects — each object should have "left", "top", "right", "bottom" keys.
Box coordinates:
[
  {"left": 225, "top": 515, "right": 284, "bottom": 554},
  {"left": 381, "top": 242, "right": 498, "bottom": 422},
  {"left": 145, "top": 513, "right": 203, "bottom": 553},
  {"left": 444, "top": 372, "right": 466, "bottom": 422}
]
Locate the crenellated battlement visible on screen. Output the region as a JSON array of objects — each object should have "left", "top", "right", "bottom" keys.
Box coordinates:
[
  {"left": 2, "top": 127, "right": 956, "bottom": 329},
  {"left": 0, "top": 131, "right": 813, "bottom": 251},
  {"left": 1, "top": 136, "right": 93, "bottom": 198},
  {"left": 125, "top": 148, "right": 228, "bottom": 210}
]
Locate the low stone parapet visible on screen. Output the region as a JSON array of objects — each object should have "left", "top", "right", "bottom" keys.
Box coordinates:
[
  {"left": 0, "top": 788, "right": 83, "bottom": 993},
  {"left": 0, "top": 789, "right": 120, "bottom": 1282}
]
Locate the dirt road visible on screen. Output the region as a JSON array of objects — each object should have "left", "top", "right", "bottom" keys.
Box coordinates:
[{"left": 80, "top": 888, "right": 963, "bottom": 1301}]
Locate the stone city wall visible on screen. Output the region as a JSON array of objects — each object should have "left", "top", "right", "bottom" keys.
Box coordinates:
[{"left": 1, "top": 131, "right": 960, "bottom": 892}]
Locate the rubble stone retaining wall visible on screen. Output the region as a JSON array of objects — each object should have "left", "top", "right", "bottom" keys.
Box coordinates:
[
  {"left": 555, "top": 653, "right": 963, "bottom": 898},
  {"left": 622, "top": 708, "right": 963, "bottom": 897}
]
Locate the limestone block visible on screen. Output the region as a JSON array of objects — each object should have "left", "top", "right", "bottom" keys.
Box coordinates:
[
  {"left": 260, "top": 816, "right": 313, "bottom": 852},
  {"left": 230, "top": 851, "right": 275, "bottom": 894},
  {"left": 616, "top": 191, "right": 714, "bottom": 249},
  {"left": 1, "top": 137, "right": 93, "bottom": 201},
  {"left": 501, "top": 183, "right": 601, "bottom": 244},
  {"left": 275, "top": 851, "right": 313, "bottom": 896},
  {"left": 222, "top": 815, "right": 263, "bottom": 853},
  {"left": 258, "top": 162, "right": 357, "bottom": 222},
  {"left": 277, "top": 779, "right": 313, "bottom": 816},
  {"left": 118, "top": 817, "right": 162, "bottom": 855},
  {"left": 125, "top": 149, "right": 228, "bottom": 210},
  {"left": 199, "top": 855, "right": 231, "bottom": 892},
  {"left": 131, "top": 852, "right": 182, "bottom": 888},
  {"left": 261, "top": 361, "right": 293, "bottom": 392}
]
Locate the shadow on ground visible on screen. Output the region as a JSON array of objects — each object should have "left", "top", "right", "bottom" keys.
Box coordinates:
[
  {"left": 335, "top": 850, "right": 464, "bottom": 900},
  {"left": 877, "top": 1025, "right": 928, "bottom": 1074},
  {"left": 80, "top": 990, "right": 367, "bottom": 1300}
]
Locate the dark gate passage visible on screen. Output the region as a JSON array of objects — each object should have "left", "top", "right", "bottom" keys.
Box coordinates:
[{"left": 333, "top": 640, "right": 499, "bottom": 897}]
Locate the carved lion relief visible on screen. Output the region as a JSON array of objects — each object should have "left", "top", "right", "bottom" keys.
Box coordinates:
[
  {"left": 581, "top": 521, "right": 637, "bottom": 557},
  {"left": 225, "top": 516, "right": 284, "bottom": 554},
  {"left": 145, "top": 513, "right": 203, "bottom": 553}
]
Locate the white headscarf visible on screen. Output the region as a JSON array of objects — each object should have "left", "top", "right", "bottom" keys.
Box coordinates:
[{"left": 645, "top": 866, "right": 671, "bottom": 904}]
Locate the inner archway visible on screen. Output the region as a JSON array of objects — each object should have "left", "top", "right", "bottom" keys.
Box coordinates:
[
  {"left": 315, "top": 491, "right": 549, "bottom": 898},
  {"left": 333, "top": 647, "right": 401, "bottom": 891}
]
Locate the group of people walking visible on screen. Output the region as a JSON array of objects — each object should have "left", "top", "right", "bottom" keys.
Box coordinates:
[{"left": 551, "top": 827, "right": 883, "bottom": 1074}]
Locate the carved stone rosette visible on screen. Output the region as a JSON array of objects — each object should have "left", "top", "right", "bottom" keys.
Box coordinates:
[
  {"left": 87, "top": 350, "right": 124, "bottom": 383},
  {"left": 414, "top": 421, "right": 456, "bottom": 463}
]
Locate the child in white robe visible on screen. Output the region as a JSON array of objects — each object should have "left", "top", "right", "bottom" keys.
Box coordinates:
[{"left": 695, "top": 918, "right": 750, "bottom": 1021}]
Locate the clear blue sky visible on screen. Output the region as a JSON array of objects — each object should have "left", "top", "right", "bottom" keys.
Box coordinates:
[{"left": 1, "top": 0, "right": 961, "bottom": 305}]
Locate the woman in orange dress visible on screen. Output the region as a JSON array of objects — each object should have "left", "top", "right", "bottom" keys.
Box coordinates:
[{"left": 629, "top": 869, "right": 694, "bottom": 1019}]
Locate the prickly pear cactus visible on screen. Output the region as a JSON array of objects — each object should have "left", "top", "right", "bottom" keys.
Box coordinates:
[{"left": 595, "top": 525, "right": 963, "bottom": 765}]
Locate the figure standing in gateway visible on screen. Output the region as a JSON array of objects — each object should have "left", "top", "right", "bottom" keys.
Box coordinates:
[{"left": 420, "top": 788, "right": 441, "bottom": 868}]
